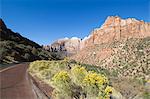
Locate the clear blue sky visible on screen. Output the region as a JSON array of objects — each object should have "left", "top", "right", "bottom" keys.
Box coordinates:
[{"left": 1, "top": 0, "right": 150, "bottom": 45}]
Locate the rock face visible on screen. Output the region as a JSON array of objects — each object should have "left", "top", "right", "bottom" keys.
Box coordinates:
[
  {"left": 44, "top": 37, "right": 81, "bottom": 55},
  {"left": 0, "top": 19, "right": 7, "bottom": 30},
  {"left": 45, "top": 16, "right": 150, "bottom": 55},
  {"left": 82, "top": 16, "right": 150, "bottom": 47},
  {"left": 71, "top": 16, "right": 150, "bottom": 80}
]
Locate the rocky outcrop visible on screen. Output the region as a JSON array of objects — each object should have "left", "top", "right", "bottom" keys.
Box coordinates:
[
  {"left": 45, "top": 16, "right": 150, "bottom": 56},
  {"left": 44, "top": 37, "right": 81, "bottom": 55},
  {"left": 71, "top": 17, "right": 150, "bottom": 77},
  {"left": 82, "top": 16, "right": 150, "bottom": 47},
  {"left": 0, "top": 19, "right": 7, "bottom": 30}
]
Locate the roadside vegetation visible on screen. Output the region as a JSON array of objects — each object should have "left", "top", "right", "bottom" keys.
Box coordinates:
[
  {"left": 29, "top": 59, "right": 123, "bottom": 99},
  {"left": 29, "top": 57, "right": 150, "bottom": 99}
]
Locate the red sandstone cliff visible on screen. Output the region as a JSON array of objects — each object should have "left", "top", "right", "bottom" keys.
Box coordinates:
[
  {"left": 45, "top": 16, "right": 150, "bottom": 55},
  {"left": 81, "top": 16, "right": 150, "bottom": 48}
]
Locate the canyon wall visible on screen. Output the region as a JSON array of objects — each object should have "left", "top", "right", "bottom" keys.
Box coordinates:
[{"left": 44, "top": 16, "right": 150, "bottom": 54}]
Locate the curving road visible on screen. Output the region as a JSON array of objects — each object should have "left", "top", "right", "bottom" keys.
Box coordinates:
[{"left": 0, "top": 63, "right": 38, "bottom": 99}]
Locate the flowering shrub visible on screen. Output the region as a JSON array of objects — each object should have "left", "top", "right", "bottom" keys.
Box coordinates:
[
  {"left": 71, "top": 65, "right": 87, "bottom": 86},
  {"left": 83, "top": 71, "right": 108, "bottom": 85},
  {"left": 82, "top": 71, "right": 109, "bottom": 98},
  {"left": 28, "top": 60, "right": 69, "bottom": 79},
  {"left": 104, "top": 86, "right": 113, "bottom": 98},
  {"left": 29, "top": 60, "right": 115, "bottom": 99},
  {"left": 51, "top": 71, "right": 72, "bottom": 98},
  {"left": 105, "top": 86, "right": 113, "bottom": 94}
]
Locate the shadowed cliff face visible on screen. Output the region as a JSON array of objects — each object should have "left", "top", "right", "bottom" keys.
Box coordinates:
[
  {"left": 0, "top": 19, "right": 41, "bottom": 48},
  {"left": 0, "top": 19, "right": 7, "bottom": 30},
  {"left": 0, "top": 19, "right": 52, "bottom": 64},
  {"left": 45, "top": 16, "right": 150, "bottom": 55}
]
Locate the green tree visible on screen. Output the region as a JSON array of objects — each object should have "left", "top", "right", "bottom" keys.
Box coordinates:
[
  {"left": 0, "top": 48, "right": 8, "bottom": 62},
  {"left": 24, "top": 53, "right": 30, "bottom": 61},
  {"left": 32, "top": 47, "right": 38, "bottom": 55}
]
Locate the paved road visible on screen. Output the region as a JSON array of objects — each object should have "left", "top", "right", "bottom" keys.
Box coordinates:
[{"left": 0, "top": 63, "right": 37, "bottom": 99}]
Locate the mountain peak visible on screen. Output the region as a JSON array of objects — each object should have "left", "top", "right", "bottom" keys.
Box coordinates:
[
  {"left": 83, "top": 16, "right": 150, "bottom": 47},
  {"left": 0, "top": 19, "right": 7, "bottom": 29},
  {"left": 106, "top": 16, "right": 121, "bottom": 20},
  {"left": 45, "top": 16, "right": 150, "bottom": 56},
  {"left": 101, "top": 16, "right": 140, "bottom": 29}
]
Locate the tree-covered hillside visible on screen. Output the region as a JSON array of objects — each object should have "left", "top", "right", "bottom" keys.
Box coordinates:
[{"left": 0, "top": 19, "right": 52, "bottom": 64}]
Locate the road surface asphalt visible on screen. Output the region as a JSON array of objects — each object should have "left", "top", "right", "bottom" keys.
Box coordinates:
[{"left": 0, "top": 63, "right": 37, "bottom": 99}]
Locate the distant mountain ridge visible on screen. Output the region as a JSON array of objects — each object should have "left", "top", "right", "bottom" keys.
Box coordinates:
[
  {"left": 44, "top": 16, "right": 150, "bottom": 55},
  {"left": 44, "top": 37, "right": 81, "bottom": 55}
]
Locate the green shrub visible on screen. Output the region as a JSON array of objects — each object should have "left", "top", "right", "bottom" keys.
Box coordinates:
[{"left": 24, "top": 53, "right": 30, "bottom": 61}]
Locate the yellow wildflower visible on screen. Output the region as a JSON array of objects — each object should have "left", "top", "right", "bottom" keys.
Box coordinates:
[{"left": 105, "top": 86, "right": 113, "bottom": 94}]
